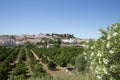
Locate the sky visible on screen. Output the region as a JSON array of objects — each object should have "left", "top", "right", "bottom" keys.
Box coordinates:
[{"left": 0, "top": 0, "right": 120, "bottom": 39}]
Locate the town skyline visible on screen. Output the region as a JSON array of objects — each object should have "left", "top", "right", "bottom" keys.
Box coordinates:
[{"left": 0, "top": 33, "right": 85, "bottom": 47}]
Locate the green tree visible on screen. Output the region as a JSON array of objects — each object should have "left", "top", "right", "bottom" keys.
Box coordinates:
[
  {"left": 75, "top": 54, "right": 87, "bottom": 72},
  {"left": 54, "top": 39, "right": 61, "bottom": 48},
  {"left": 48, "top": 61, "right": 57, "bottom": 70}
]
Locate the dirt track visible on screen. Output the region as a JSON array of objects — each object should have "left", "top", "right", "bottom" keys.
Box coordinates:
[{"left": 30, "top": 50, "right": 67, "bottom": 79}]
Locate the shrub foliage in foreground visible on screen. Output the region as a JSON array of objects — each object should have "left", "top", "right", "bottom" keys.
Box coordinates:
[
  {"left": 75, "top": 54, "right": 87, "bottom": 72},
  {"left": 83, "top": 22, "right": 120, "bottom": 80}
]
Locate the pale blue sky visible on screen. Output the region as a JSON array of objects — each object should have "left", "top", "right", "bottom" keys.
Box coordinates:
[{"left": 0, "top": 0, "right": 120, "bottom": 39}]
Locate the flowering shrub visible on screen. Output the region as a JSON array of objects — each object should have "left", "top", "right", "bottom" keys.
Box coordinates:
[{"left": 83, "top": 22, "right": 120, "bottom": 80}]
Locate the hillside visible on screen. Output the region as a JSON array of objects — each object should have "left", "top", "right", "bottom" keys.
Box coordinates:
[{"left": 0, "top": 33, "right": 85, "bottom": 47}]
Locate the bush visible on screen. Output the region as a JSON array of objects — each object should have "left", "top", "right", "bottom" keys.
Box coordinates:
[
  {"left": 83, "top": 22, "right": 120, "bottom": 80},
  {"left": 75, "top": 54, "right": 87, "bottom": 72},
  {"left": 13, "top": 62, "right": 26, "bottom": 76},
  {"left": 48, "top": 61, "right": 57, "bottom": 70},
  {"left": 11, "top": 74, "right": 26, "bottom": 80}
]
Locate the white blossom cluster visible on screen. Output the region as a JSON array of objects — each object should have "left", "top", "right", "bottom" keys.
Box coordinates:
[{"left": 83, "top": 22, "right": 120, "bottom": 80}]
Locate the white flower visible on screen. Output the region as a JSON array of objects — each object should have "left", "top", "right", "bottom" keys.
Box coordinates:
[
  {"left": 96, "top": 66, "right": 101, "bottom": 71},
  {"left": 97, "top": 51, "right": 101, "bottom": 57},
  {"left": 110, "top": 65, "right": 116, "bottom": 69},
  {"left": 90, "top": 66, "right": 93, "bottom": 70},
  {"left": 83, "top": 52, "right": 86, "bottom": 55},
  {"left": 103, "top": 67, "right": 108, "bottom": 74},
  {"left": 86, "top": 45, "right": 89, "bottom": 49},
  {"left": 95, "top": 66, "right": 101, "bottom": 74},
  {"left": 107, "top": 35, "right": 110, "bottom": 40},
  {"left": 91, "top": 52, "right": 94, "bottom": 57},
  {"left": 96, "top": 75, "right": 102, "bottom": 80},
  {"left": 91, "top": 46, "right": 94, "bottom": 49},
  {"left": 91, "top": 61, "right": 94, "bottom": 65},
  {"left": 99, "top": 60, "right": 102, "bottom": 64},
  {"left": 95, "top": 70, "right": 99, "bottom": 74},
  {"left": 99, "top": 58, "right": 102, "bottom": 64},
  {"left": 85, "top": 56, "right": 87, "bottom": 60},
  {"left": 103, "top": 58, "right": 109, "bottom": 64},
  {"left": 113, "top": 32, "right": 117, "bottom": 37},
  {"left": 109, "top": 50, "right": 114, "bottom": 54},
  {"left": 106, "top": 42, "right": 110, "bottom": 48},
  {"left": 93, "top": 59, "right": 96, "bottom": 62},
  {"left": 110, "top": 65, "right": 116, "bottom": 71}
]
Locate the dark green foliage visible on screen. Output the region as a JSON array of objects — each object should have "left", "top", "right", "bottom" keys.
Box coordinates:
[
  {"left": 33, "top": 64, "right": 44, "bottom": 73},
  {"left": 60, "top": 61, "right": 67, "bottom": 67},
  {"left": 19, "top": 48, "right": 26, "bottom": 61},
  {"left": 11, "top": 48, "right": 27, "bottom": 79},
  {"left": 26, "top": 48, "right": 47, "bottom": 78},
  {"left": 0, "top": 47, "right": 19, "bottom": 79},
  {"left": 75, "top": 54, "right": 87, "bottom": 72},
  {"left": 0, "top": 43, "right": 83, "bottom": 79},
  {"left": 48, "top": 61, "right": 57, "bottom": 70},
  {"left": 33, "top": 47, "right": 83, "bottom": 68},
  {"left": 0, "top": 48, "right": 14, "bottom": 62},
  {"left": 13, "top": 62, "right": 26, "bottom": 75},
  {"left": 11, "top": 74, "right": 27, "bottom": 80},
  {"left": 54, "top": 38, "right": 61, "bottom": 48}
]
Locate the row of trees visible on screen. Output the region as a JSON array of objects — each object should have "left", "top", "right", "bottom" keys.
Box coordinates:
[
  {"left": 0, "top": 47, "right": 14, "bottom": 62},
  {"left": 10, "top": 48, "right": 27, "bottom": 80},
  {"left": 0, "top": 47, "right": 19, "bottom": 80},
  {"left": 33, "top": 48, "right": 49, "bottom": 64},
  {"left": 33, "top": 47, "right": 83, "bottom": 67},
  {"left": 26, "top": 48, "right": 48, "bottom": 78}
]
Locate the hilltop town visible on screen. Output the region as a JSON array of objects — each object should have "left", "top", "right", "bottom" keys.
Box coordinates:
[{"left": 0, "top": 33, "right": 85, "bottom": 47}]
